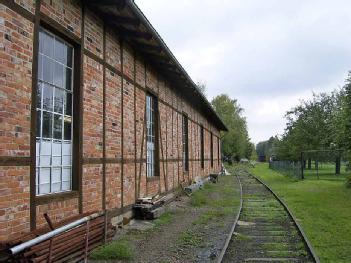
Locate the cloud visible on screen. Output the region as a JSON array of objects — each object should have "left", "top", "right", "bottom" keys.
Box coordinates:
[{"left": 135, "top": 0, "right": 351, "bottom": 143}]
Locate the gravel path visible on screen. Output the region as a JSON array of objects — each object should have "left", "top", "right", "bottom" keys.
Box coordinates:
[{"left": 110, "top": 175, "right": 241, "bottom": 263}]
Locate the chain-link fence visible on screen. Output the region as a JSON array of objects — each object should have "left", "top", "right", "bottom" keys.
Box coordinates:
[
  {"left": 269, "top": 150, "right": 351, "bottom": 181},
  {"left": 269, "top": 160, "right": 303, "bottom": 179}
]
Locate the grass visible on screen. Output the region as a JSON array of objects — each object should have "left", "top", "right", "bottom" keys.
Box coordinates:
[
  {"left": 191, "top": 183, "right": 216, "bottom": 207},
  {"left": 249, "top": 163, "right": 351, "bottom": 263},
  {"left": 190, "top": 175, "right": 240, "bottom": 226},
  {"left": 178, "top": 230, "right": 203, "bottom": 247},
  {"left": 154, "top": 211, "right": 174, "bottom": 227},
  {"left": 303, "top": 162, "right": 350, "bottom": 181},
  {"left": 90, "top": 239, "right": 134, "bottom": 261}
]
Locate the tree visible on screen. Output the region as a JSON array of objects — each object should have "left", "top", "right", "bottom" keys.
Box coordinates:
[
  {"left": 262, "top": 71, "right": 351, "bottom": 162},
  {"left": 197, "top": 80, "right": 207, "bottom": 97},
  {"left": 256, "top": 136, "right": 279, "bottom": 161},
  {"left": 212, "top": 94, "right": 252, "bottom": 162}
]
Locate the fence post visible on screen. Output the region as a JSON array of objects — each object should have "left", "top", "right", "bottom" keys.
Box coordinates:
[
  {"left": 335, "top": 151, "right": 341, "bottom": 175},
  {"left": 300, "top": 152, "right": 304, "bottom": 179}
]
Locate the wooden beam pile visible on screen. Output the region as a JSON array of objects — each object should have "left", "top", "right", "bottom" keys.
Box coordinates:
[{"left": 133, "top": 196, "right": 166, "bottom": 220}]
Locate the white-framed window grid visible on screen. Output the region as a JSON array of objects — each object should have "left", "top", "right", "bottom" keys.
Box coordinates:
[
  {"left": 182, "top": 115, "right": 189, "bottom": 171},
  {"left": 36, "top": 28, "right": 74, "bottom": 195},
  {"left": 146, "top": 94, "right": 156, "bottom": 177}
]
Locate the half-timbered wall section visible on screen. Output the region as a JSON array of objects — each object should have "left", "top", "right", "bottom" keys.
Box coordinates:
[{"left": 0, "top": 0, "right": 227, "bottom": 241}]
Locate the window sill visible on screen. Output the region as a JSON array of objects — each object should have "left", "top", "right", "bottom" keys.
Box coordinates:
[
  {"left": 36, "top": 190, "right": 79, "bottom": 205},
  {"left": 146, "top": 176, "right": 160, "bottom": 182}
]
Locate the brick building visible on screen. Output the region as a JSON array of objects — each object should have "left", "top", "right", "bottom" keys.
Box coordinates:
[{"left": 0, "top": 0, "right": 227, "bottom": 241}]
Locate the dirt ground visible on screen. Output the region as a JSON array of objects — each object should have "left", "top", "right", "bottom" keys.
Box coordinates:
[{"left": 104, "top": 174, "right": 241, "bottom": 263}]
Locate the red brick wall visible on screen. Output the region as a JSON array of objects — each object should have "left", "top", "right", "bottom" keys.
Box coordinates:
[
  {"left": 0, "top": 4, "right": 33, "bottom": 240},
  {"left": 0, "top": 1, "right": 223, "bottom": 241}
]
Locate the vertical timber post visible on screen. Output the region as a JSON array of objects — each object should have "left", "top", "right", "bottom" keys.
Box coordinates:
[{"left": 335, "top": 151, "right": 341, "bottom": 175}]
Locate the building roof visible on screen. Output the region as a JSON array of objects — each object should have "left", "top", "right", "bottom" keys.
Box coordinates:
[{"left": 86, "top": 0, "right": 228, "bottom": 131}]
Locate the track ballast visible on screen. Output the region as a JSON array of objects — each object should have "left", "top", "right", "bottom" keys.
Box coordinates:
[{"left": 221, "top": 169, "right": 319, "bottom": 263}]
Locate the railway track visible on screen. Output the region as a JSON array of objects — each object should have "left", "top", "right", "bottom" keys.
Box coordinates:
[{"left": 218, "top": 169, "right": 319, "bottom": 263}]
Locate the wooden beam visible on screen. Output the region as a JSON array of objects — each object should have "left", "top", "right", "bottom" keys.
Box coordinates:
[
  {"left": 118, "top": 27, "right": 152, "bottom": 40},
  {"left": 114, "top": 16, "right": 140, "bottom": 26},
  {"left": 101, "top": 13, "right": 140, "bottom": 26},
  {"left": 136, "top": 42, "right": 162, "bottom": 53},
  {"left": 87, "top": 0, "right": 126, "bottom": 9}
]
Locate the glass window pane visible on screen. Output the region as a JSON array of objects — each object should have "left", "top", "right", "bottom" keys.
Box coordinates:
[
  {"left": 65, "top": 68, "right": 72, "bottom": 91},
  {"left": 39, "top": 183, "right": 50, "bottom": 195},
  {"left": 40, "top": 168, "right": 50, "bottom": 183},
  {"left": 54, "top": 63, "right": 64, "bottom": 88},
  {"left": 52, "top": 168, "right": 61, "bottom": 182},
  {"left": 52, "top": 141, "right": 61, "bottom": 155},
  {"left": 43, "top": 56, "right": 54, "bottom": 84},
  {"left": 40, "top": 30, "right": 54, "bottom": 57},
  {"left": 54, "top": 39, "right": 66, "bottom": 64},
  {"left": 54, "top": 88, "right": 64, "bottom": 113},
  {"left": 40, "top": 156, "right": 51, "bottom": 166},
  {"left": 62, "top": 167, "right": 71, "bottom": 181},
  {"left": 51, "top": 182, "right": 61, "bottom": 192},
  {"left": 42, "top": 112, "right": 52, "bottom": 138},
  {"left": 39, "top": 30, "right": 44, "bottom": 54},
  {"left": 53, "top": 114, "right": 62, "bottom": 139},
  {"left": 38, "top": 54, "right": 43, "bottom": 80},
  {"left": 42, "top": 84, "right": 53, "bottom": 111},
  {"left": 64, "top": 117, "right": 72, "bottom": 140},
  {"left": 65, "top": 92, "right": 72, "bottom": 116},
  {"left": 37, "top": 83, "right": 42, "bottom": 109},
  {"left": 62, "top": 155, "right": 71, "bottom": 166},
  {"left": 66, "top": 46, "right": 73, "bottom": 68},
  {"left": 40, "top": 140, "right": 51, "bottom": 156},
  {"left": 52, "top": 156, "right": 61, "bottom": 166},
  {"left": 36, "top": 141, "right": 40, "bottom": 157},
  {"left": 36, "top": 110, "right": 41, "bottom": 137},
  {"left": 62, "top": 181, "right": 70, "bottom": 191},
  {"left": 63, "top": 142, "right": 71, "bottom": 155}
]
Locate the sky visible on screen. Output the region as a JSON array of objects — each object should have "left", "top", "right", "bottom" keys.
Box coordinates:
[{"left": 135, "top": 0, "right": 351, "bottom": 144}]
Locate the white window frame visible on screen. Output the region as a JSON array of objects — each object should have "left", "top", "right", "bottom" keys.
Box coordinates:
[
  {"left": 182, "top": 114, "right": 189, "bottom": 171},
  {"left": 146, "top": 94, "right": 157, "bottom": 177},
  {"left": 36, "top": 28, "right": 74, "bottom": 196}
]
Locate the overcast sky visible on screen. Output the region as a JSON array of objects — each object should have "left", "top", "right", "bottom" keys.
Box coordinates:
[{"left": 135, "top": 0, "right": 351, "bottom": 144}]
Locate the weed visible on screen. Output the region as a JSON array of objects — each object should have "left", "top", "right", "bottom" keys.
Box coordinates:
[
  {"left": 235, "top": 233, "right": 251, "bottom": 241},
  {"left": 90, "top": 239, "right": 134, "bottom": 260},
  {"left": 179, "top": 230, "right": 203, "bottom": 247},
  {"left": 191, "top": 190, "right": 208, "bottom": 207},
  {"left": 154, "top": 212, "right": 173, "bottom": 227}
]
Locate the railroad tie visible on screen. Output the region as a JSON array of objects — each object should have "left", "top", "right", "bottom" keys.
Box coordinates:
[{"left": 220, "top": 170, "right": 317, "bottom": 263}]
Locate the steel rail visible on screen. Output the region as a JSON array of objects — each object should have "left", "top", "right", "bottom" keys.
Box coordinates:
[
  {"left": 250, "top": 173, "right": 320, "bottom": 263},
  {"left": 217, "top": 169, "right": 320, "bottom": 263},
  {"left": 216, "top": 171, "right": 243, "bottom": 263},
  {"left": 9, "top": 212, "right": 103, "bottom": 255}
]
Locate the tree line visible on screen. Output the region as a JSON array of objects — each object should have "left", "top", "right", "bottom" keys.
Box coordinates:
[
  {"left": 211, "top": 94, "right": 255, "bottom": 163},
  {"left": 257, "top": 72, "right": 351, "bottom": 161}
]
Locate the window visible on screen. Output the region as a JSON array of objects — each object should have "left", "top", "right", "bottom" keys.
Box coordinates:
[
  {"left": 182, "top": 114, "right": 189, "bottom": 171},
  {"left": 200, "top": 126, "right": 204, "bottom": 169},
  {"left": 146, "top": 94, "right": 158, "bottom": 177},
  {"left": 218, "top": 137, "right": 220, "bottom": 165},
  {"left": 36, "top": 29, "right": 74, "bottom": 195},
  {"left": 210, "top": 132, "right": 213, "bottom": 168}
]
